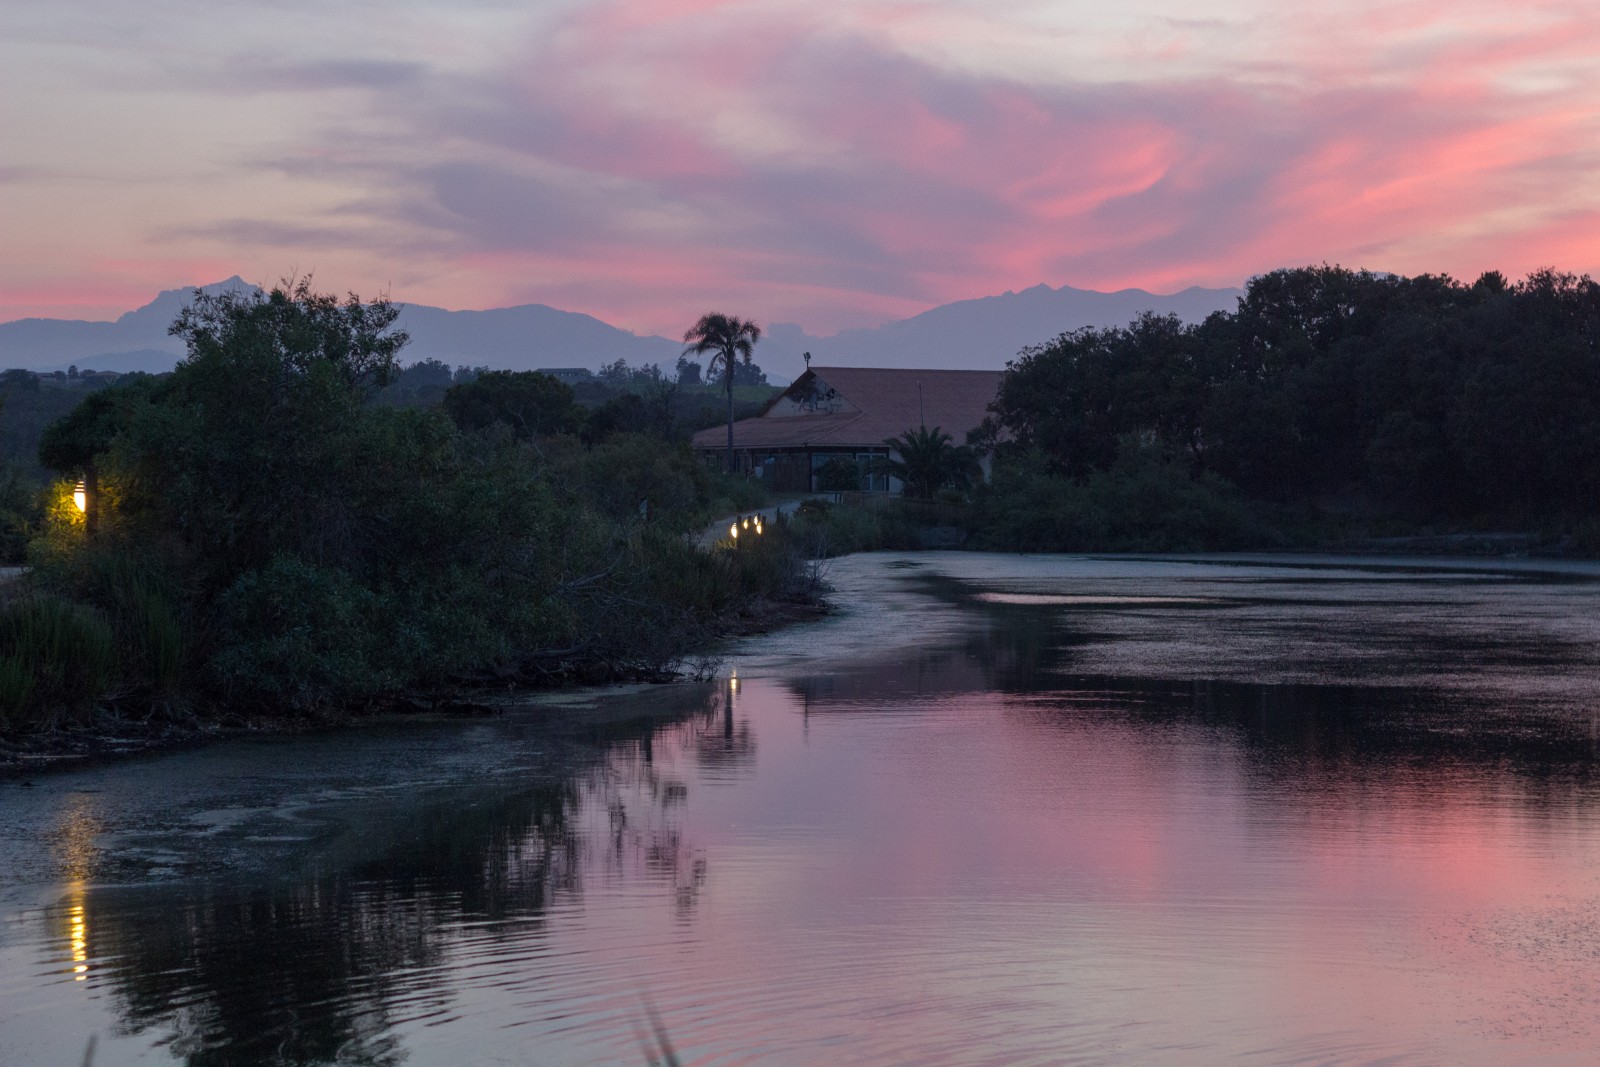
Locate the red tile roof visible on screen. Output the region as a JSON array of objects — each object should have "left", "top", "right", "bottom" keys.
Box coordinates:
[{"left": 691, "top": 367, "right": 1002, "bottom": 451}]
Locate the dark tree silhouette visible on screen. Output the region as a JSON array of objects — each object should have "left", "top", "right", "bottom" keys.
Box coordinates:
[
  {"left": 682, "top": 313, "right": 761, "bottom": 473},
  {"left": 442, "top": 370, "right": 580, "bottom": 439},
  {"left": 880, "top": 425, "right": 981, "bottom": 499}
]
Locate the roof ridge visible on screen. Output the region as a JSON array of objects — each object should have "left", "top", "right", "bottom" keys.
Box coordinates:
[{"left": 810, "top": 365, "right": 1001, "bottom": 373}]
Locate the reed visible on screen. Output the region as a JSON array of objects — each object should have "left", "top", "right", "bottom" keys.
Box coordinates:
[
  {"left": 0, "top": 595, "right": 117, "bottom": 730},
  {"left": 79, "top": 550, "right": 186, "bottom": 693}
]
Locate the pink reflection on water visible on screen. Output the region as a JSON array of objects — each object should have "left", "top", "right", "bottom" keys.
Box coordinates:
[{"left": 619, "top": 675, "right": 1600, "bottom": 1064}]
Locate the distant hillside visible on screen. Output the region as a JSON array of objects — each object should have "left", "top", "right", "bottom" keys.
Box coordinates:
[
  {"left": 0, "top": 278, "right": 684, "bottom": 376},
  {"left": 758, "top": 283, "right": 1242, "bottom": 380},
  {"left": 0, "top": 278, "right": 255, "bottom": 373},
  {"left": 1, "top": 279, "right": 1242, "bottom": 381},
  {"left": 395, "top": 303, "right": 681, "bottom": 372}
]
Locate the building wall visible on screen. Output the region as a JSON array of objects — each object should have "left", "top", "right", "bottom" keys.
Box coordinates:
[{"left": 735, "top": 447, "right": 896, "bottom": 493}]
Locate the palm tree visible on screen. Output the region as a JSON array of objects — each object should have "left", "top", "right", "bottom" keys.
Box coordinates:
[
  {"left": 683, "top": 313, "right": 762, "bottom": 473},
  {"left": 880, "top": 425, "right": 981, "bottom": 499}
]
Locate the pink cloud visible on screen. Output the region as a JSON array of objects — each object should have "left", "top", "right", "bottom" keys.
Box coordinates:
[
  {"left": 6, "top": 0, "right": 1599, "bottom": 332},
  {"left": 446, "top": 1, "right": 1596, "bottom": 327}
]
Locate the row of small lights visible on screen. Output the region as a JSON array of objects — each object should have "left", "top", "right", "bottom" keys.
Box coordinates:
[{"left": 728, "top": 514, "right": 764, "bottom": 540}]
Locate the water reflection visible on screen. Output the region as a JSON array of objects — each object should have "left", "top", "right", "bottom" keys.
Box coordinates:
[
  {"left": 790, "top": 586, "right": 1600, "bottom": 795},
  {"left": 694, "top": 676, "right": 758, "bottom": 774},
  {"left": 65, "top": 882, "right": 89, "bottom": 982},
  {"left": 51, "top": 688, "right": 740, "bottom": 1066},
  {"left": 16, "top": 556, "right": 1600, "bottom": 1065}
]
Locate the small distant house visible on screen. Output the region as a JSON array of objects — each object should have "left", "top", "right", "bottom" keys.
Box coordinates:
[{"left": 690, "top": 366, "right": 1002, "bottom": 493}]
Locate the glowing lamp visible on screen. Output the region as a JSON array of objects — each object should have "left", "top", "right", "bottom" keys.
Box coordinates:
[
  {"left": 73, "top": 481, "right": 87, "bottom": 513},
  {"left": 729, "top": 523, "right": 738, "bottom": 539},
  {"left": 742, "top": 518, "right": 750, "bottom": 529}
]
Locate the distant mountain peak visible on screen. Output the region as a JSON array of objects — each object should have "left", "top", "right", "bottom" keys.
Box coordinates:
[
  {"left": 752, "top": 281, "right": 1243, "bottom": 379},
  {"left": 3, "top": 277, "right": 1243, "bottom": 381}
]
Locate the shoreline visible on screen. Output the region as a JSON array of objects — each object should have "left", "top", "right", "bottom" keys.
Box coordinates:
[
  {"left": 0, "top": 592, "right": 832, "bottom": 779},
  {"left": 11, "top": 543, "right": 1598, "bottom": 779}
]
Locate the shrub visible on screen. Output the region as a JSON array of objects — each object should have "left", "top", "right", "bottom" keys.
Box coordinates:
[
  {"left": 968, "top": 446, "right": 1270, "bottom": 552},
  {"left": 211, "top": 556, "right": 395, "bottom": 711},
  {"left": 703, "top": 467, "right": 767, "bottom": 517},
  {"left": 814, "top": 456, "right": 861, "bottom": 493},
  {"left": 786, "top": 498, "right": 922, "bottom": 557}
]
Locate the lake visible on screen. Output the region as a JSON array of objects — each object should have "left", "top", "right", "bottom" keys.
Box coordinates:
[{"left": 6, "top": 552, "right": 1600, "bottom": 1065}]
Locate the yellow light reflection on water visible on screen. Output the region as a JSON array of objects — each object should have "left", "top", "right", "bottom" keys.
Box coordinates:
[
  {"left": 66, "top": 883, "right": 88, "bottom": 981},
  {"left": 70, "top": 907, "right": 87, "bottom": 979}
]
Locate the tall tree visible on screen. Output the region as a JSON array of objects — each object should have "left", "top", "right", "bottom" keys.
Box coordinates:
[{"left": 682, "top": 313, "right": 761, "bottom": 473}]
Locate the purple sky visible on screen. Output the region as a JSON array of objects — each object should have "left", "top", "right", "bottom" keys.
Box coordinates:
[{"left": 4, "top": 0, "right": 1598, "bottom": 333}]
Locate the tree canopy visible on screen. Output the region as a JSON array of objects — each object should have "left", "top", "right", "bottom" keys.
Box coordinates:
[
  {"left": 986, "top": 266, "right": 1600, "bottom": 528},
  {"left": 10, "top": 281, "right": 804, "bottom": 725},
  {"left": 682, "top": 313, "right": 762, "bottom": 389},
  {"left": 442, "top": 370, "right": 581, "bottom": 440}
]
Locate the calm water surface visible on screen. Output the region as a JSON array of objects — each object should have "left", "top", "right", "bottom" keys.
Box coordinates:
[{"left": 6, "top": 552, "right": 1600, "bottom": 1065}]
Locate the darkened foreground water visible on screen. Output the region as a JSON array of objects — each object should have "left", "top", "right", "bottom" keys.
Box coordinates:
[{"left": 8, "top": 553, "right": 1600, "bottom": 1065}]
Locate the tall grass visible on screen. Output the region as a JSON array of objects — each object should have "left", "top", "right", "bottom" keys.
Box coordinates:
[
  {"left": 77, "top": 550, "right": 186, "bottom": 694},
  {"left": 785, "top": 497, "right": 923, "bottom": 557},
  {"left": 0, "top": 595, "right": 118, "bottom": 730}
]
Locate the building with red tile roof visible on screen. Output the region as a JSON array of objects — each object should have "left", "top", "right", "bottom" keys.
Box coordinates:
[{"left": 691, "top": 366, "right": 1002, "bottom": 492}]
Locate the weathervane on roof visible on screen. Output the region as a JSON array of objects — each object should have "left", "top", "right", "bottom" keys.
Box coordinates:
[{"left": 795, "top": 359, "right": 839, "bottom": 413}]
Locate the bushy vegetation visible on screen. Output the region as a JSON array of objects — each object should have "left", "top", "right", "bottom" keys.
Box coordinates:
[
  {"left": 969, "top": 443, "right": 1275, "bottom": 552},
  {"left": 2, "top": 282, "right": 811, "bottom": 734},
  {"left": 1, "top": 368, "right": 131, "bottom": 563},
  {"left": 876, "top": 426, "right": 981, "bottom": 500},
  {"left": 975, "top": 266, "right": 1600, "bottom": 549},
  {"left": 379, "top": 360, "right": 778, "bottom": 443},
  {"left": 785, "top": 498, "right": 926, "bottom": 557}
]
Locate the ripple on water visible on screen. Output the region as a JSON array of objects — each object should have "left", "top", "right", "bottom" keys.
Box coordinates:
[{"left": 10, "top": 553, "right": 1600, "bottom": 1065}]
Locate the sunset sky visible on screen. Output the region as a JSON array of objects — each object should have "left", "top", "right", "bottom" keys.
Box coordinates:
[{"left": 3, "top": 0, "right": 1598, "bottom": 333}]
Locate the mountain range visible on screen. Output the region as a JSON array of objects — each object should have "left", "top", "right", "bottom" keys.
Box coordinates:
[{"left": 1, "top": 279, "right": 1243, "bottom": 383}]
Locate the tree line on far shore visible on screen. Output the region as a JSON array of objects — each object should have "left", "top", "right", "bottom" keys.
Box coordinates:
[{"left": 959, "top": 265, "right": 1600, "bottom": 552}]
